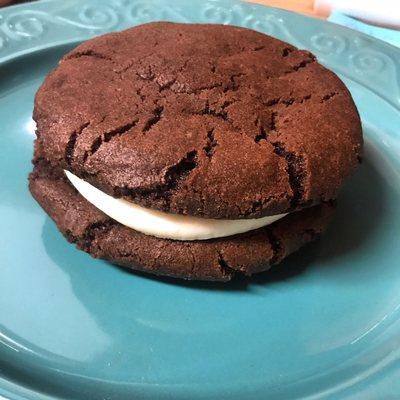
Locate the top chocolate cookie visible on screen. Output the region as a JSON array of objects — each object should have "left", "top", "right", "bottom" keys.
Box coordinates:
[{"left": 33, "top": 22, "right": 362, "bottom": 219}]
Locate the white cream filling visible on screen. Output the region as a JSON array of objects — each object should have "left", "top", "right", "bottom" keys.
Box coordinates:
[{"left": 65, "top": 170, "right": 288, "bottom": 241}]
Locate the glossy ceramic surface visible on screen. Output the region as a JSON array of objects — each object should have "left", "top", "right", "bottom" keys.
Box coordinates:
[{"left": 0, "top": 1, "right": 400, "bottom": 399}]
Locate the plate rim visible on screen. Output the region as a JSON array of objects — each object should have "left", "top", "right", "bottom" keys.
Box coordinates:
[{"left": 0, "top": 0, "right": 399, "bottom": 111}]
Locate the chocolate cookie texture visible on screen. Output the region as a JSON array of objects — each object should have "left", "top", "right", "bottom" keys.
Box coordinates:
[
  {"left": 29, "top": 161, "right": 334, "bottom": 281},
  {"left": 30, "top": 22, "right": 362, "bottom": 281},
  {"left": 33, "top": 22, "right": 362, "bottom": 219}
]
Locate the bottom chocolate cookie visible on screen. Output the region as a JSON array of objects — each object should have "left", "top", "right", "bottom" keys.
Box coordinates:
[{"left": 29, "top": 164, "right": 334, "bottom": 282}]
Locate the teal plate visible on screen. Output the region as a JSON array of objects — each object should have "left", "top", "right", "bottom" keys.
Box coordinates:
[{"left": 1, "top": 1, "right": 400, "bottom": 399}]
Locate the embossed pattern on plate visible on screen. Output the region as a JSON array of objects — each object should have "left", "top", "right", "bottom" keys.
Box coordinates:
[{"left": 0, "top": 0, "right": 399, "bottom": 110}]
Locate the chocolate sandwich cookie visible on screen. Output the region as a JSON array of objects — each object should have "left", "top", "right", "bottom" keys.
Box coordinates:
[{"left": 29, "top": 22, "right": 362, "bottom": 281}]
